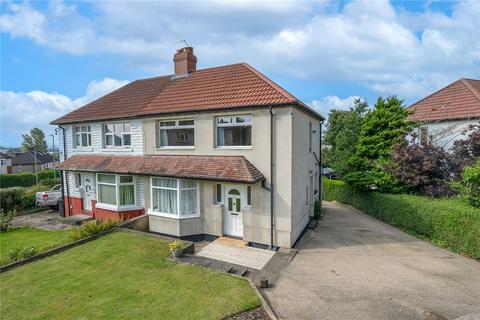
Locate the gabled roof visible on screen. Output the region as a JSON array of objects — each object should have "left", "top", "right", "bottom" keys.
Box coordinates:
[
  {"left": 57, "top": 154, "right": 265, "bottom": 184},
  {"left": 407, "top": 78, "right": 480, "bottom": 122},
  {"left": 0, "top": 152, "right": 11, "bottom": 159},
  {"left": 12, "top": 151, "right": 54, "bottom": 165},
  {"left": 52, "top": 63, "right": 322, "bottom": 124}
]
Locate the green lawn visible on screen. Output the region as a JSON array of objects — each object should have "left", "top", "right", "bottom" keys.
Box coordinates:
[
  {"left": 1, "top": 227, "right": 69, "bottom": 257},
  {"left": 0, "top": 230, "right": 261, "bottom": 320}
]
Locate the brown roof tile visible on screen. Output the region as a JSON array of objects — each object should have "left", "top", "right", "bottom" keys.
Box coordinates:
[
  {"left": 57, "top": 154, "right": 265, "bottom": 184},
  {"left": 52, "top": 63, "right": 322, "bottom": 124},
  {"left": 407, "top": 78, "right": 480, "bottom": 122}
]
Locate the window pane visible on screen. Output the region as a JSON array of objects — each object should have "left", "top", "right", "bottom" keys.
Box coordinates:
[
  {"left": 75, "top": 134, "right": 80, "bottom": 147},
  {"left": 120, "top": 185, "right": 135, "bottom": 206},
  {"left": 160, "top": 128, "right": 194, "bottom": 146},
  {"left": 216, "top": 184, "right": 222, "bottom": 203},
  {"left": 217, "top": 116, "right": 232, "bottom": 124},
  {"left": 106, "top": 124, "right": 114, "bottom": 133},
  {"left": 178, "top": 120, "right": 194, "bottom": 126},
  {"left": 75, "top": 127, "right": 81, "bottom": 133},
  {"left": 229, "top": 189, "right": 240, "bottom": 196},
  {"left": 81, "top": 126, "right": 87, "bottom": 132},
  {"left": 228, "top": 198, "right": 233, "bottom": 211},
  {"left": 160, "top": 121, "right": 175, "bottom": 127},
  {"left": 123, "top": 123, "right": 131, "bottom": 132},
  {"left": 218, "top": 126, "right": 251, "bottom": 146},
  {"left": 236, "top": 198, "right": 241, "bottom": 212},
  {"left": 123, "top": 134, "right": 131, "bottom": 146},
  {"left": 154, "top": 188, "right": 177, "bottom": 214},
  {"left": 180, "top": 189, "right": 197, "bottom": 216},
  {"left": 98, "top": 174, "right": 115, "bottom": 184},
  {"left": 105, "top": 134, "right": 113, "bottom": 146},
  {"left": 120, "top": 176, "right": 133, "bottom": 184},
  {"left": 98, "top": 184, "right": 116, "bottom": 205},
  {"left": 247, "top": 186, "right": 252, "bottom": 205},
  {"left": 180, "top": 179, "right": 196, "bottom": 189},
  {"left": 236, "top": 115, "right": 251, "bottom": 123},
  {"left": 81, "top": 133, "right": 88, "bottom": 146},
  {"left": 114, "top": 123, "right": 123, "bottom": 133},
  {"left": 88, "top": 134, "right": 92, "bottom": 146},
  {"left": 114, "top": 134, "right": 122, "bottom": 146},
  {"left": 152, "top": 178, "right": 177, "bottom": 189}
]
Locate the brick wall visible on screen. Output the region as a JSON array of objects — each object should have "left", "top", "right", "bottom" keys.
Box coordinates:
[{"left": 64, "top": 196, "right": 144, "bottom": 221}]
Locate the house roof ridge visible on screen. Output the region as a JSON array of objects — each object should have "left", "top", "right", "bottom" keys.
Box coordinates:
[{"left": 461, "top": 78, "right": 480, "bottom": 104}]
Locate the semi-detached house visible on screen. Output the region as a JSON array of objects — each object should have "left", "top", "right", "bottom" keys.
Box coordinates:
[{"left": 53, "top": 47, "right": 324, "bottom": 248}]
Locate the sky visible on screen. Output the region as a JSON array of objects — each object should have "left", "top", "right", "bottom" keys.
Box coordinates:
[{"left": 1, "top": 0, "right": 479, "bottom": 147}]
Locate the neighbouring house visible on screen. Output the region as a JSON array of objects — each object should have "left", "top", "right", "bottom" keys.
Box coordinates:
[
  {"left": 11, "top": 151, "right": 55, "bottom": 174},
  {"left": 52, "top": 47, "right": 324, "bottom": 248},
  {"left": 407, "top": 78, "right": 480, "bottom": 150},
  {"left": 0, "top": 152, "right": 13, "bottom": 174}
]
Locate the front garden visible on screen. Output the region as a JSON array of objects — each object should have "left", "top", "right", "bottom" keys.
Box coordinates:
[{"left": 0, "top": 230, "right": 261, "bottom": 319}]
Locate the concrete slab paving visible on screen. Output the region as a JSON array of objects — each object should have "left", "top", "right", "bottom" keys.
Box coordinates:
[
  {"left": 12, "top": 210, "right": 71, "bottom": 230},
  {"left": 196, "top": 237, "right": 275, "bottom": 270},
  {"left": 262, "top": 201, "right": 480, "bottom": 320}
]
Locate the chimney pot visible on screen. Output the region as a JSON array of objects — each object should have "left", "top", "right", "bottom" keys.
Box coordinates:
[{"left": 173, "top": 47, "right": 197, "bottom": 78}]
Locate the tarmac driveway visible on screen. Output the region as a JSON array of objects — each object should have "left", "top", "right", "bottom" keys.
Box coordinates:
[{"left": 262, "top": 201, "right": 480, "bottom": 320}]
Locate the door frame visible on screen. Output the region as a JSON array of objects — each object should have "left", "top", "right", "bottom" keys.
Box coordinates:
[
  {"left": 223, "top": 184, "right": 247, "bottom": 238},
  {"left": 81, "top": 174, "right": 93, "bottom": 211}
]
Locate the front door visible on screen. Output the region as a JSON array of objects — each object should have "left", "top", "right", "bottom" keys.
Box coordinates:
[
  {"left": 224, "top": 186, "right": 243, "bottom": 237},
  {"left": 82, "top": 175, "right": 93, "bottom": 211}
]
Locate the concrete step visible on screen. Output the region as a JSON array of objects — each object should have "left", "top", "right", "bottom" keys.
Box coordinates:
[{"left": 62, "top": 214, "right": 94, "bottom": 226}]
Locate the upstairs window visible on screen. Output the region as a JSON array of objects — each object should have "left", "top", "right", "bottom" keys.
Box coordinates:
[
  {"left": 216, "top": 115, "right": 252, "bottom": 147},
  {"left": 159, "top": 119, "right": 194, "bottom": 147},
  {"left": 74, "top": 125, "right": 91, "bottom": 147},
  {"left": 104, "top": 123, "right": 131, "bottom": 147}
]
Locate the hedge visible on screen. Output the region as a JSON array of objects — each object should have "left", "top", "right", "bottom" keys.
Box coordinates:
[
  {"left": 323, "top": 179, "right": 480, "bottom": 260},
  {"left": 0, "top": 170, "right": 58, "bottom": 189}
]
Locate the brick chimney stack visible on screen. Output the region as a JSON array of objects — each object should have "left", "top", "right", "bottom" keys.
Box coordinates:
[{"left": 173, "top": 47, "right": 197, "bottom": 78}]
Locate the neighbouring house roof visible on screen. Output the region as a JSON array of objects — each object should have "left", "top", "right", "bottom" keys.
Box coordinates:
[
  {"left": 0, "top": 152, "right": 11, "bottom": 159},
  {"left": 57, "top": 154, "right": 265, "bottom": 184},
  {"left": 12, "top": 151, "right": 54, "bottom": 165},
  {"left": 52, "top": 63, "right": 323, "bottom": 125},
  {"left": 407, "top": 78, "right": 480, "bottom": 122}
]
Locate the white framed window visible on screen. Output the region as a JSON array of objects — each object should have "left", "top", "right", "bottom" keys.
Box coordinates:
[
  {"left": 247, "top": 185, "right": 252, "bottom": 206},
  {"left": 216, "top": 114, "right": 252, "bottom": 147},
  {"left": 0, "top": 160, "right": 6, "bottom": 166},
  {"left": 103, "top": 122, "right": 132, "bottom": 147},
  {"left": 96, "top": 173, "right": 136, "bottom": 208},
  {"left": 150, "top": 177, "right": 199, "bottom": 218},
  {"left": 17, "top": 165, "right": 22, "bottom": 172},
  {"left": 74, "top": 125, "right": 92, "bottom": 147},
  {"left": 75, "top": 173, "right": 82, "bottom": 188},
  {"left": 214, "top": 183, "right": 223, "bottom": 204},
  {"left": 158, "top": 119, "right": 194, "bottom": 147}
]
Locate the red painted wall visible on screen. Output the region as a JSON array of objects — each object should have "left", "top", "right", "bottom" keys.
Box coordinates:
[{"left": 64, "top": 196, "right": 144, "bottom": 221}]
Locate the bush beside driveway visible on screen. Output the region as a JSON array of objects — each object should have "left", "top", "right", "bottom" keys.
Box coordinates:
[{"left": 0, "top": 230, "right": 260, "bottom": 320}]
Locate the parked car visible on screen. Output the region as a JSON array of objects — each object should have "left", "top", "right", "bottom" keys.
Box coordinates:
[{"left": 36, "top": 184, "right": 62, "bottom": 210}]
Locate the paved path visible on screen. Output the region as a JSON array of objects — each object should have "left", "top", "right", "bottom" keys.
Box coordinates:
[
  {"left": 12, "top": 210, "right": 71, "bottom": 230},
  {"left": 262, "top": 201, "right": 480, "bottom": 320}
]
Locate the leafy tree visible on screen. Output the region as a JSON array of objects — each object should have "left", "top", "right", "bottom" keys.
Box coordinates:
[
  {"left": 322, "top": 99, "right": 368, "bottom": 176},
  {"left": 388, "top": 140, "right": 453, "bottom": 197},
  {"left": 21, "top": 128, "right": 48, "bottom": 152},
  {"left": 344, "top": 96, "right": 414, "bottom": 191}
]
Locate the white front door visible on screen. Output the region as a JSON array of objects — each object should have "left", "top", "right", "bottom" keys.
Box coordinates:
[
  {"left": 224, "top": 186, "right": 243, "bottom": 238},
  {"left": 82, "top": 175, "right": 93, "bottom": 211}
]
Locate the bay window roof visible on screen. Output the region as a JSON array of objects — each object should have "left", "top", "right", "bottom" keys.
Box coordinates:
[{"left": 57, "top": 154, "right": 265, "bottom": 184}]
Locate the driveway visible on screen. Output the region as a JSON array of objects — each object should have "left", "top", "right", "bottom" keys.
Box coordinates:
[
  {"left": 12, "top": 209, "right": 71, "bottom": 230},
  {"left": 262, "top": 201, "right": 480, "bottom": 320}
]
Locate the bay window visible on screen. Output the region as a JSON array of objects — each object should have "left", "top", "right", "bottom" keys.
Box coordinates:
[
  {"left": 74, "top": 125, "right": 91, "bottom": 147},
  {"left": 216, "top": 115, "right": 251, "bottom": 147},
  {"left": 151, "top": 177, "right": 198, "bottom": 217},
  {"left": 97, "top": 174, "right": 135, "bottom": 208},
  {"left": 104, "top": 122, "right": 131, "bottom": 147},
  {"left": 158, "top": 119, "right": 194, "bottom": 147}
]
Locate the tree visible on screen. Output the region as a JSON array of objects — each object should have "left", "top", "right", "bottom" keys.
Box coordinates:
[
  {"left": 449, "top": 123, "right": 480, "bottom": 179},
  {"left": 344, "top": 96, "right": 414, "bottom": 191},
  {"left": 322, "top": 99, "right": 368, "bottom": 176},
  {"left": 21, "top": 128, "right": 48, "bottom": 152}
]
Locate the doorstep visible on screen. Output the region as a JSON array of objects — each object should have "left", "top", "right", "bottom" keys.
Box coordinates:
[
  {"left": 195, "top": 237, "right": 275, "bottom": 270},
  {"left": 62, "top": 214, "right": 94, "bottom": 226}
]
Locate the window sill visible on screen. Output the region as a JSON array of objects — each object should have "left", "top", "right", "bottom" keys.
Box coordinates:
[
  {"left": 215, "top": 146, "right": 252, "bottom": 150},
  {"left": 148, "top": 209, "right": 200, "bottom": 219},
  {"left": 72, "top": 147, "right": 94, "bottom": 152},
  {"left": 101, "top": 147, "right": 133, "bottom": 152},
  {"left": 95, "top": 203, "right": 142, "bottom": 212},
  {"left": 156, "top": 146, "right": 195, "bottom": 150}
]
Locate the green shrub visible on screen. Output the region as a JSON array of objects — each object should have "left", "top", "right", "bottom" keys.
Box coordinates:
[
  {"left": 1, "top": 246, "right": 38, "bottom": 265},
  {"left": 0, "top": 188, "right": 25, "bottom": 212},
  {"left": 67, "top": 219, "right": 118, "bottom": 241},
  {"left": 323, "top": 179, "right": 480, "bottom": 259},
  {"left": 39, "top": 178, "right": 61, "bottom": 188},
  {"left": 0, "top": 209, "right": 16, "bottom": 232},
  {"left": 453, "top": 160, "right": 480, "bottom": 208},
  {"left": 0, "top": 169, "right": 58, "bottom": 189}
]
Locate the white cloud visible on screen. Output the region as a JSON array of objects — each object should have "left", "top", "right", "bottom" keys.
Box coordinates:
[
  {"left": 0, "top": 78, "right": 129, "bottom": 147},
  {"left": 1, "top": 0, "right": 479, "bottom": 99},
  {"left": 308, "top": 96, "right": 361, "bottom": 118}
]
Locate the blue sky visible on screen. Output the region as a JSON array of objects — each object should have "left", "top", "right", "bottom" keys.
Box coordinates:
[{"left": 1, "top": 0, "right": 479, "bottom": 147}]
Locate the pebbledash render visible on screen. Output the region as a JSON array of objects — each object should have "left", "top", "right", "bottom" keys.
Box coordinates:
[{"left": 52, "top": 47, "right": 324, "bottom": 248}]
